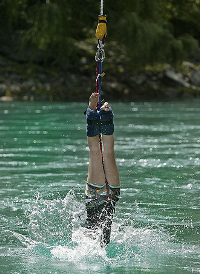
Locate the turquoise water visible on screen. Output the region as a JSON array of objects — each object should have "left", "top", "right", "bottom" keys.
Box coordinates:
[{"left": 0, "top": 100, "right": 200, "bottom": 274}]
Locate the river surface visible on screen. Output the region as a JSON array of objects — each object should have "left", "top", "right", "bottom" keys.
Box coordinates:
[{"left": 0, "top": 100, "right": 200, "bottom": 274}]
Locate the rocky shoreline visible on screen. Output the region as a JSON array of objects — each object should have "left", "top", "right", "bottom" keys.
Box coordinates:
[{"left": 0, "top": 54, "right": 200, "bottom": 102}]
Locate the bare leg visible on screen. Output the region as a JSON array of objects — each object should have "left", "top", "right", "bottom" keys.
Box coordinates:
[
  {"left": 87, "top": 135, "right": 105, "bottom": 186},
  {"left": 102, "top": 134, "right": 120, "bottom": 187},
  {"left": 87, "top": 93, "right": 105, "bottom": 186}
]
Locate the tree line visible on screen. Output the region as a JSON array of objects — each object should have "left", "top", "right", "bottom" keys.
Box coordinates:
[{"left": 1, "top": 0, "right": 200, "bottom": 73}]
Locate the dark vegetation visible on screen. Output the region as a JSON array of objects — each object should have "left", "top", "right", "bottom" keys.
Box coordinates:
[{"left": 1, "top": 0, "right": 200, "bottom": 101}]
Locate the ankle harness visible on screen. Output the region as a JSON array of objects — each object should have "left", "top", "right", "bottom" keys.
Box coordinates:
[{"left": 87, "top": 119, "right": 113, "bottom": 126}]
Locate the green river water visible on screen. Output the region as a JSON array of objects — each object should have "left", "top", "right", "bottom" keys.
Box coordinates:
[{"left": 0, "top": 100, "right": 200, "bottom": 274}]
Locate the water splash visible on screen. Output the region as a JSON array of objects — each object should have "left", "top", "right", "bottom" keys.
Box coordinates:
[
  {"left": 25, "top": 190, "right": 84, "bottom": 245},
  {"left": 1, "top": 189, "right": 199, "bottom": 273}
]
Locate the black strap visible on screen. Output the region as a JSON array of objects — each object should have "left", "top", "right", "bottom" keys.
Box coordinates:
[
  {"left": 87, "top": 119, "right": 113, "bottom": 126},
  {"left": 98, "top": 20, "right": 107, "bottom": 23}
]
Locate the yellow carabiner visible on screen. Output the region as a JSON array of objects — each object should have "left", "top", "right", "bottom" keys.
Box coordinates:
[{"left": 95, "top": 15, "right": 107, "bottom": 40}]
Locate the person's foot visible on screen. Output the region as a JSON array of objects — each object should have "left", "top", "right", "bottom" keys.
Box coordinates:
[
  {"left": 88, "top": 93, "right": 99, "bottom": 110},
  {"left": 100, "top": 102, "right": 110, "bottom": 111}
]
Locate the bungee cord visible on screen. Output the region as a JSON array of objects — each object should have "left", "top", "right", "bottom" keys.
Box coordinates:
[
  {"left": 95, "top": 0, "right": 107, "bottom": 111},
  {"left": 95, "top": 0, "right": 110, "bottom": 200},
  {"left": 100, "top": 0, "right": 104, "bottom": 16}
]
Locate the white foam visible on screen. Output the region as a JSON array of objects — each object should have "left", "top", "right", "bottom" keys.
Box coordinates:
[{"left": 51, "top": 228, "right": 107, "bottom": 262}]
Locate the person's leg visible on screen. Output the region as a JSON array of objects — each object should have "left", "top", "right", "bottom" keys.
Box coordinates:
[
  {"left": 102, "top": 135, "right": 120, "bottom": 187},
  {"left": 86, "top": 93, "right": 105, "bottom": 186},
  {"left": 87, "top": 135, "right": 105, "bottom": 186},
  {"left": 85, "top": 110, "right": 107, "bottom": 232}
]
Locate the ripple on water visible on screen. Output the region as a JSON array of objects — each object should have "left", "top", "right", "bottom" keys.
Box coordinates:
[{"left": 0, "top": 101, "right": 200, "bottom": 273}]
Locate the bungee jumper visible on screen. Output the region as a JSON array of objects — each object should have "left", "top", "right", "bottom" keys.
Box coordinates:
[{"left": 84, "top": 0, "right": 120, "bottom": 246}]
